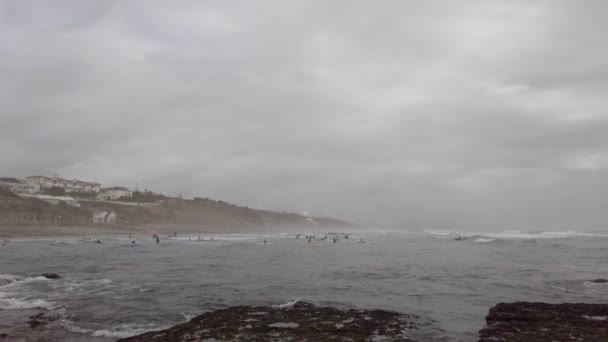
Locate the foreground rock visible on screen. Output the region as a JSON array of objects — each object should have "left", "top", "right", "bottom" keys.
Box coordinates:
[
  {"left": 0, "top": 309, "right": 60, "bottom": 342},
  {"left": 118, "top": 302, "right": 418, "bottom": 342},
  {"left": 39, "top": 273, "right": 61, "bottom": 280},
  {"left": 479, "top": 302, "right": 608, "bottom": 342}
]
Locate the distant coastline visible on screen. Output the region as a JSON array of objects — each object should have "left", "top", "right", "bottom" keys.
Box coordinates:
[{"left": 0, "top": 188, "right": 353, "bottom": 238}]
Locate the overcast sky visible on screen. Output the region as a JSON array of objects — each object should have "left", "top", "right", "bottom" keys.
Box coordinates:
[{"left": 1, "top": 0, "right": 607, "bottom": 230}]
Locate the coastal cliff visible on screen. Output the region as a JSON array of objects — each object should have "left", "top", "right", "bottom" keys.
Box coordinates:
[{"left": 0, "top": 188, "right": 352, "bottom": 236}]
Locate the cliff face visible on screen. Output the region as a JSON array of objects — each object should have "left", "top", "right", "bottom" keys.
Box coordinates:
[
  {"left": 82, "top": 197, "right": 352, "bottom": 231},
  {"left": 0, "top": 189, "right": 91, "bottom": 226}
]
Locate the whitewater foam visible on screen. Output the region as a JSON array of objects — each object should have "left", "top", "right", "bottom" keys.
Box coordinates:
[
  {"left": 422, "top": 229, "right": 452, "bottom": 236},
  {"left": 272, "top": 299, "right": 300, "bottom": 309},
  {"left": 0, "top": 297, "right": 56, "bottom": 310},
  {"left": 62, "top": 321, "right": 169, "bottom": 339},
  {"left": 423, "top": 230, "right": 608, "bottom": 240},
  {"left": 0, "top": 274, "right": 50, "bottom": 291},
  {"left": 474, "top": 238, "right": 496, "bottom": 243}
]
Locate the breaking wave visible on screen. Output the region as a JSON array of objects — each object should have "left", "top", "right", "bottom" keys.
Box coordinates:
[
  {"left": 422, "top": 230, "right": 452, "bottom": 236},
  {"left": 61, "top": 320, "right": 170, "bottom": 339},
  {"left": 0, "top": 297, "right": 57, "bottom": 310},
  {"left": 272, "top": 298, "right": 300, "bottom": 309},
  {"left": 423, "top": 230, "right": 608, "bottom": 239},
  {"left": 0, "top": 274, "right": 57, "bottom": 310}
]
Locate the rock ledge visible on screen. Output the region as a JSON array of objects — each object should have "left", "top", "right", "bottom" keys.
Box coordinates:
[
  {"left": 117, "top": 301, "right": 419, "bottom": 342},
  {"left": 478, "top": 302, "right": 608, "bottom": 342}
]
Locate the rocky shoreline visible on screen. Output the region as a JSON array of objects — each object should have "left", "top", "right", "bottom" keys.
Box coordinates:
[
  {"left": 2, "top": 299, "right": 607, "bottom": 341},
  {"left": 117, "top": 301, "right": 419, "bottom": 342},
  {"left": 117, "top": 301, "right": 608, "bottom": 342},
  {"left": 479, "top": 302, "right": 608, "bottom": 342}
]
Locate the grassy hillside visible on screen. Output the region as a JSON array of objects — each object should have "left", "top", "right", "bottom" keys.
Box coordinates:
[
  {"left": 81, "top": 197, "right": 351, "bottom": 231},
  {"left": 0, "top": 189, "right": 352, "bottom": 232}
]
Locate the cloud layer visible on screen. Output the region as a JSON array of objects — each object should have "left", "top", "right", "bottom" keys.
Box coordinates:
[{"left": 2, "top": 0, "right": 608, "bottom": 230}]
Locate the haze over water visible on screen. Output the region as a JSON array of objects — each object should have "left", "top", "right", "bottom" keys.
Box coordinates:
[{"left": 2, "top": 229, "right": 608, "bottom": 342}]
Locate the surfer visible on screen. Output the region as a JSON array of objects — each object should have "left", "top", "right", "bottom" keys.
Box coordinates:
[
  {"left": 95, "top": 239, "right": 101, "bottom": 244},
  {"left": 153, "top": 235, "right": 160, "bottom": 244},
  {"left": 359, "top": 238, "right": 365, "bottom": 243}
]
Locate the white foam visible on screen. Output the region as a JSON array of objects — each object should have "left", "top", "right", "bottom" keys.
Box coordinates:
[
  {"left": 0, "top": 297, "right": 56, "bottom": 310},
  {"left": 272, "top": 299, "right": 300, "bottom": 309},
  {"left": 0, "top": 275, "right": 50, "bottom": 291},
  {"left": 423, "top": 230, "right": 608, "bottom": 240},
  {"left": 475, "top": 238, "right": 496, "bottom": 243},
  {"left": 51, "top": 240, "right": 78, "bottom": 245},
  {"left": 422, "top": 229, "right": 452, "bottom": 236},
  {"left": 0, "top": 274, "right": 21, "bottom": 282},
  {"left": 583, "top": 315, "right": 607, "bottom": 321},
  {"left": 62, "top": 321, "right": 169, "bottom": 339}
]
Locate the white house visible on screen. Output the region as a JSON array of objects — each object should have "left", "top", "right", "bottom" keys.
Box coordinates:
[
  {"left": 98, "top": 187, "right": 132, "bottom": 200},
  {"left": 78, "top": 181, "right": 101, "bottom": 193},
  {"left": 25, "top": 176, "right": 101, "bottom": 193},
  {"left": 25, "top": 176, "right": 50, "bottom": 188},
  {"left": 0, "top": 178, "right": 40, "bottom": 194}
]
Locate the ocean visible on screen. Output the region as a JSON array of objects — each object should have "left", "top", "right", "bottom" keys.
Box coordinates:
[{"left": 1, "top": 229, "right": 608, "bottom": 341}]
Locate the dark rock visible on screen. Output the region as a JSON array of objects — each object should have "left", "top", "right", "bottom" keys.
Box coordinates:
[
  {"left": 39, "top": 273, "right": 60, "bottom": 280},
  {"left": 0, "top": 333, "right": 7, "bottom": 339},
  {"left": 117, "top": 301, "right": 419, "bottom": 342},
  {"left": 479, "top": 302, "right": 608, "bottom": 342},
  {"left": 28, "top": 312, "right": 58, "bottom": 330},
  {"left": 591, "top": 278, "right": 608, "bottom": 283}
]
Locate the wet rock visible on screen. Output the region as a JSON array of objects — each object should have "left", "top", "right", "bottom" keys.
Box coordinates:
[
  {"left": 118, "top": 301, "right": 419, "bottom": 342},
  {"left": 590, "top": 278, "right": 608, "bottom": 283},
  {"left": 28, "top": 312, "right": 58, "bottom": 330},
  {"left": 0, "top": 309, "right": 60, "bottom": 342},
  {"left": 478, "top": 302, "right": 608, "bottom": 342},
  {"left": 39, "top": 273, "right": 60, "bottom": 280}
]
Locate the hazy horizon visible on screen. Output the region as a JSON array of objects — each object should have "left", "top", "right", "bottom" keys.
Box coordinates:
[{"left": 2, "top": 1, "right": 608, "bottom": 230}]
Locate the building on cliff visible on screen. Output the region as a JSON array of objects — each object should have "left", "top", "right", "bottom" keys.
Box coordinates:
[
  {"left": 25, "top": 176, "right": 101, "bottom": 193},
  {"left": 98, "top": 187, "right": 132, "bottom": 200},
  {"left": 0, "top": 177, "right": 40, "bottom": 194}
]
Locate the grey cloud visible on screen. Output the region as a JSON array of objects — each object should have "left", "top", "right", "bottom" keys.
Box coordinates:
[{"left": 1, "top": 0, "right": 608, "bottom": 230}]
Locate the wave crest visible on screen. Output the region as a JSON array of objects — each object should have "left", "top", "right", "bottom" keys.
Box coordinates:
[{"left": 272, "top": 299, "right": 300, "bottom": 309}]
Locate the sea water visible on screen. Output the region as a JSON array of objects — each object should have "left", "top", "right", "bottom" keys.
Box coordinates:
[{"left": 1, "top": 230, "right": 608, "bottom": 341}]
